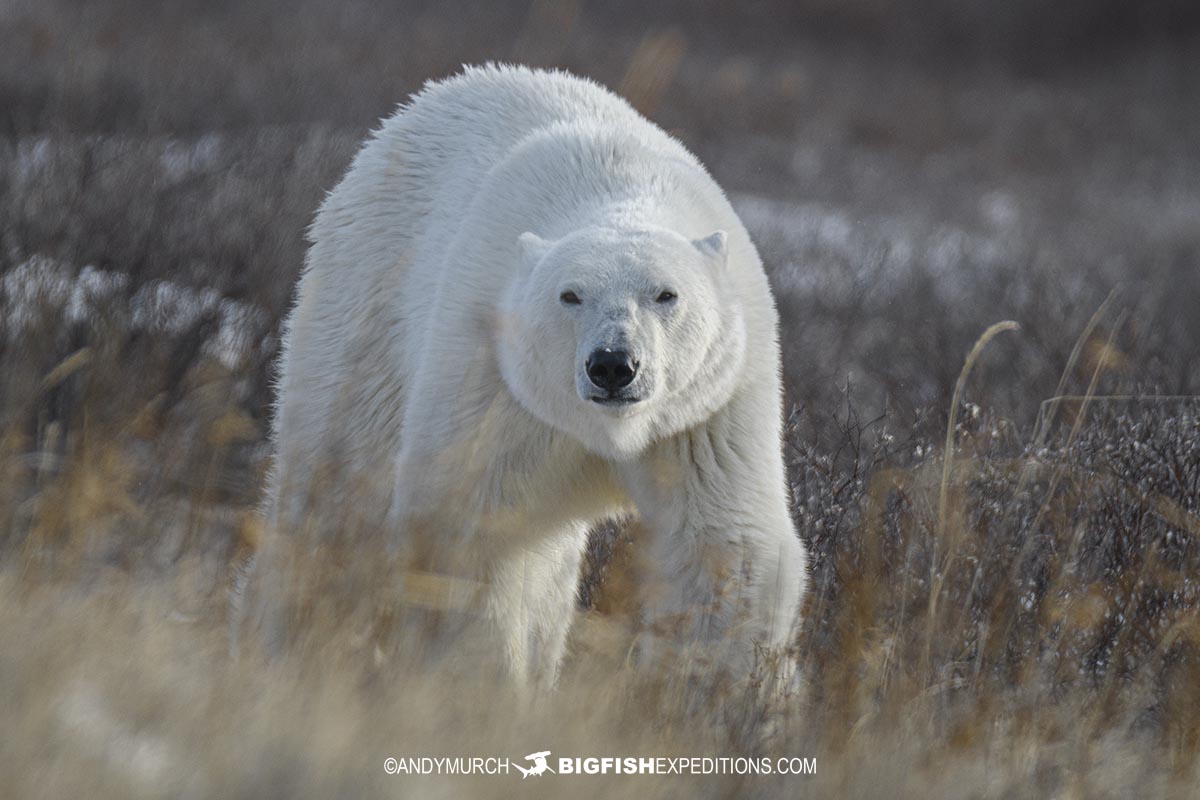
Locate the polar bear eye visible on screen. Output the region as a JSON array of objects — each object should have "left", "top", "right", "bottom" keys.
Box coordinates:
[
  {"left": 560, "top": 290, "right": 581, "bottom": 305},
  {"left": 655, "top": 290, "right": 677, "bottom": 304}
]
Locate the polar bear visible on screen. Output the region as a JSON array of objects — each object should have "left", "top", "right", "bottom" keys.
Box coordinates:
[{"left": 246, "top": 64, "right": 806, "bottom": 685}]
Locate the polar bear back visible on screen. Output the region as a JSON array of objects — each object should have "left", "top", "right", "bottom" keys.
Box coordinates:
[{"left": 310, "top": 65, "right": 695, "bottom": 279}]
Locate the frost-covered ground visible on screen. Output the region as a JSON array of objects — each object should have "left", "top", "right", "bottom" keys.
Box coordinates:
[
  {"left": 2, "top": 1, "right": 1199, "bottom": 797},
  {"left": 2, "top": 257, "right": 271, "bottom": 368}
]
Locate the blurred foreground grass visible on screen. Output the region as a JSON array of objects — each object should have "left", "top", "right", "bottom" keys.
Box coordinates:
[{"left": 2, "top": 297, "right": 1199, "bottom": 797}]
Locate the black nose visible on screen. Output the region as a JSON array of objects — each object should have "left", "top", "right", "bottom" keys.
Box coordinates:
[{"left": 586, "top": 349, "right": 637, "bottom": 391}]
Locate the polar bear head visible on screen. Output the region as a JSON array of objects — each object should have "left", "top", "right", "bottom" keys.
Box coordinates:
[{"left": 497, "top": 225, "right": 748, "bottom": 460}]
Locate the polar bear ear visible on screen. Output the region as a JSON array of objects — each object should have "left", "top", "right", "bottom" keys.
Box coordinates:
[
  {"left": 517, "top": 232, "right": 555, "bottom": 268},
  {"left": 692, "top": 230, "right": 728, "bottom": 266}
]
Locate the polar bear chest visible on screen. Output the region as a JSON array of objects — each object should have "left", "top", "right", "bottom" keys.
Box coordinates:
[{"left": 398, "top": 390, "right": 629, "bottom": 543}]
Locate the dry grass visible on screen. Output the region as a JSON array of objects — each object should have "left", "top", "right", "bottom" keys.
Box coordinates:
[{"left": 3, "top": 308, "right": 1199, "bottom": 797}]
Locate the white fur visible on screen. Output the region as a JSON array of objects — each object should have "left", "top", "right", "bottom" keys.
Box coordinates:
[{"left": 252, "top": 65, "right": 807, "bottom": 683}]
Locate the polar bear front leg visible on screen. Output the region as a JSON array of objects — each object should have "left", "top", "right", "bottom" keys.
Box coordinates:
[
  {"left": 486, "top": 523, "right": 591, "bottom": 685},
  {"left": 619, "top": 408, "right": 806, "bottom": 677}
]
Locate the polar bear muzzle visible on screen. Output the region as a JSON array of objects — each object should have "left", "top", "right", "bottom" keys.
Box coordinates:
[{"left": 585, "top": 348, "right": 638, "bottom": 394}]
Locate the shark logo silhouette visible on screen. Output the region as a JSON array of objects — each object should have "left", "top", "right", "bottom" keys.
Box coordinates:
[{"left": 515, "top": 751, "right": 554, "bottom": 779}]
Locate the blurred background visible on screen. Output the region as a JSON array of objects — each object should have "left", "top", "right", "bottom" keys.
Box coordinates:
[
  {"left": 2, "top": 2, "right": 1199, "bottom": 797},
  {"left": 4, "top": 0, "right": 1199, "bottom": 432}
]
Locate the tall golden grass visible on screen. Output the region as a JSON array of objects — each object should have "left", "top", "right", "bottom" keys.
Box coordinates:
[{"left": 2, "top": 296, "right": 1199, "bottom": 799}]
